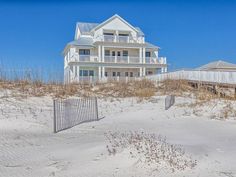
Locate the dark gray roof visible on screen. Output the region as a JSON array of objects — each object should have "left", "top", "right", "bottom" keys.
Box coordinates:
[
  {"left": 76, "top": 22, "right": 144, "bottom": 36},
  {"left": 67, "top": 37, "right": 94, "bottom": 46},
  {"left": 145, "top": 42, "right": 159, "bottom": 49},
  {"left": 197, "top": 60, "right": 236, "bottom": 70}
]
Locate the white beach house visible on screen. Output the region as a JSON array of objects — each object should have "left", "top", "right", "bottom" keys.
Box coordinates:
[{"left": 63, "top": 14, "right": 167, "bottom": 83}]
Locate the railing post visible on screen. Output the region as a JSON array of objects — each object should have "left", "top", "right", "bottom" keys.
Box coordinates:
[{"left": 53, "top": 99, "right": 57, "bottom": 133}]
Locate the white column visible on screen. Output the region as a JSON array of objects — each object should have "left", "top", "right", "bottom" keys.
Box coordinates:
[
  {"left": 70, "top": 66, "right": 74, "bottom": 82},
  {"left": 98, "top": 45, "right": 101, "bottom": 62},
  {"left": 102, "top": 46, "right": 105, "bottom": 62},
  {"left": 139, "top": 48, "right": 142, "bottom": 63},
  {"left": 98, "top": 67, "right": 101, "bottom": 80},
  {"left": 143, "top": 67, "right": 146, "bottom": 76},
  {"left": 102, "top": 67, "right": 105, "bottom": 78},
  {"left": 77, "top": 65, "right": 80, "bottom": 82},
  {"left": 139, "top": 67, "right": 142, "bottom": 77},
  {"left": 161, "top": 67, "right": 164, "bottom": 73},
  {"left": 142, "top": 48, "right": 146, "bottom": 64}
]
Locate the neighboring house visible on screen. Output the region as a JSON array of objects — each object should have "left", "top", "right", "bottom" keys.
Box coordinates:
[
  {"left": 196, "top": 60, "right": 236, "bottom": 71},
  {"left": 63, "top": 14, "right": 167, "bottom": 83}
]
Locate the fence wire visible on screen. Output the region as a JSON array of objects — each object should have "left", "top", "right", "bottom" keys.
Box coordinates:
[
  {"left": 165, "top": 95, "right": 175, "bottom": 110},
  {"left": 53, "top": 97, "right": 98, "bottom": 133}
]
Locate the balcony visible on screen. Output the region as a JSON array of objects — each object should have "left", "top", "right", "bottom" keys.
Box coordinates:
[
  {"left": 145, "top": 57, "right": 159, "bottom": 64},
  {"left": 69, "top": 54, "right": 99, "bottom": 62},
  {"left": 68, "top": 54, "right": 164, "bottom": 65},
  {"left": 104, "top": 56, "right": 140, "bottom": 64},
  {"left": 101, "top": 35, "right": 137, "bottom": 43}
]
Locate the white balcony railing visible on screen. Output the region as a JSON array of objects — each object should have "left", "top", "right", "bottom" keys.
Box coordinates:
[
  {"left": 103, "top": 35, "right": 115, "bottom": 42},
  {"left": 129, "top": 57, "right": 140, "bottom": 63},
  {"left": 104, "top": 56, "right": 116, "bottom": 63},
  {"left": 70, "top": 54, "right": 99, "bottom": 62},
  {"left": 145, "top": 57, "right": 159, "bottom": 64},
  {"left": 117, "top": 36, "right": 129, "bottom": 43},
  {"left": 101, "top": 35, "right": 138, "bottom": 43},
  {"left": 69, "top": 54, "right": 165, "bottom": 65},
  {"left": 104, "top": 56, "right": 140, "bottom": 64}
]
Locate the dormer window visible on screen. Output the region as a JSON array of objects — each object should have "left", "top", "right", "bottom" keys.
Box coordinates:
[
  {"left": 118, "top": 33, "right": 129, "bottom": 43},
  {"left": 103, "top": 32, "right": 114, "bottom": 36},
  {"left": 103, "top": 32, "right": 115, "bottom": 42}
]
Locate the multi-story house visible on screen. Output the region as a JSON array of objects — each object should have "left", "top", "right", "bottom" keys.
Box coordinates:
[{"left": 63, "top": 14, "right": 167, "bottom": 83}]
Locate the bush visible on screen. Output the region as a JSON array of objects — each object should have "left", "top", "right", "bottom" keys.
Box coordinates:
[{"left": 105, "top": 131, "right": 197, "bottom": 172}]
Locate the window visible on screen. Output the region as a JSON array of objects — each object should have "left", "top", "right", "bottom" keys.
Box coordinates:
[
  {"left": 123, "top": 50, "right": 128, "bottom": 57},
  {"left": 80, "top": 69, "right": 94, "bottom": 77},
  {"left": 145, "top": 51, "right": 151, "bottom": 57},
  {"left": 105, "top": 72, "right": 108, "bottom": 77},
  {"left": 82, "top": 70, "right": 88, "bottom": 76},
  {"left": 125, "top": 72, "right": 129, "bottom": 77},
  {"left": 79, "top": 70, "right": 83, "bottom": 76},
  {"left": 79, "top": 49, "right": 90, "bottom": 55},
  {"left": 119, "top": 33, "right": 129, "bottom": 36},
  {"left": 105, "top": 50, "right": 110, "bottom": 56},
  {"left": 117, "top": 51, "right": 121, "bottom": 56},
  {"left": 89, "top": 70, "right": 94, "bottom": 76},
  {"left": 103, "top": 32, "right": 114, "bottom": 36},
  {"left": 112, "top": 51, "right": 116, "bottom": 56},
  {"left": 117, "top": 72, "right": 121, "bottom": 77},
  {"left": 113, "top": 72, "right": 116, "bottom": 77},
  {"left": 130, "top": 72, "right": 133, "bottom": 77}
]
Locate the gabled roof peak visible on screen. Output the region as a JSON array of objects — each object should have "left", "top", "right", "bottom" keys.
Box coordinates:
[
  {"left": 76, "top": 14, "right": 144, "bottom": 37},
  {"left": 90, "top": 14, "right": 139, "bottom": 33}
]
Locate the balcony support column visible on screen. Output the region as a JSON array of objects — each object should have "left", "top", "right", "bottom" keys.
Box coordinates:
[
  {"left": 143, "top": 67, "right": 146, "bottom": 76},
  {"left": 101, "top": 46, "right": 105, "bottom": 62},
  {"left": 142, "top": 48, "right": 146, "bottom": 64},
  {"left": 102, "top": 67, "right": 105, "bottom": 78},
  {"left": 139, "top": 67, "right": 143, "bottom": 77},
  {"left": 161, "top": 67, "right": 164, "bottom": 73},
  {"left": 98, "top": 67, "right": 101, "bottom": 80},
  {"left": 98, "top": 45, "right": 101, "bottom": 62},
  {"left": 139, "top": 48, "right": 142, "bottom": 63},
  {"left": 77, "top": 65, "right": 80, "bottom": 82}
]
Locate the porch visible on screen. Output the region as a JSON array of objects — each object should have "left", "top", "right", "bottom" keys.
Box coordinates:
[{"left": 68, "top": 66, "right": 159, "bottom": 83}]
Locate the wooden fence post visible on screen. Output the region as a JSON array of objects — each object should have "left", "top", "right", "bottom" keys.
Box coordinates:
[
  {"left": 95, "top": 97, "right": 99, "bottom": 120},
  {"left": 53, "top": 99, "right": 57, "bottom": 133}
]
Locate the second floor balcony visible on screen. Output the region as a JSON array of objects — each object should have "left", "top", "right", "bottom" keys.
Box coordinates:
[{"left": 68, "top": 54, "right": 166, "bottom": 65}]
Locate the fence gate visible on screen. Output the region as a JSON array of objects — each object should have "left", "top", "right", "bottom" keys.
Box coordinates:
[
  {"left": 53, "top": 97, "right": 98, "bottom": 133},
  {"left": 165, "top": 95, "right": 175, "bottom": 110}
]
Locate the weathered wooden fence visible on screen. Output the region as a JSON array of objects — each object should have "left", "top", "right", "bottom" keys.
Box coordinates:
[
  {"left": 53, "top": 97, "right": 98, "bottom": 133},
  {"left": 165, "top": 95, "right": 175, "bottom": 110}
]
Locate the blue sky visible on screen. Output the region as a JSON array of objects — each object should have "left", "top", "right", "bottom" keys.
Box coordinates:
[{"left": 0, "top": 0, "right": 236, "bottom": 73}]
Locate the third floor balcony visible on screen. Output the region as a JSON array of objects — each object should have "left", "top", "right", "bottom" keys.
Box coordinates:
[{"left": 98, "top": 34, "right": 142, "bottom": 43}]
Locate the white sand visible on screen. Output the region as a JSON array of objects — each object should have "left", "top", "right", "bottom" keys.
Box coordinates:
[{"left": 0, "top": 92, "right": 236, "bottom": 177}]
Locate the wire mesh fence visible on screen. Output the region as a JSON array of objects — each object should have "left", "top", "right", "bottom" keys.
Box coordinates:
[
  {"left": 165, "top": 95, "right": 175, "bottom": 110},
  {"left": 53, "top": 97, "right": 98, "bottom": 133}
]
